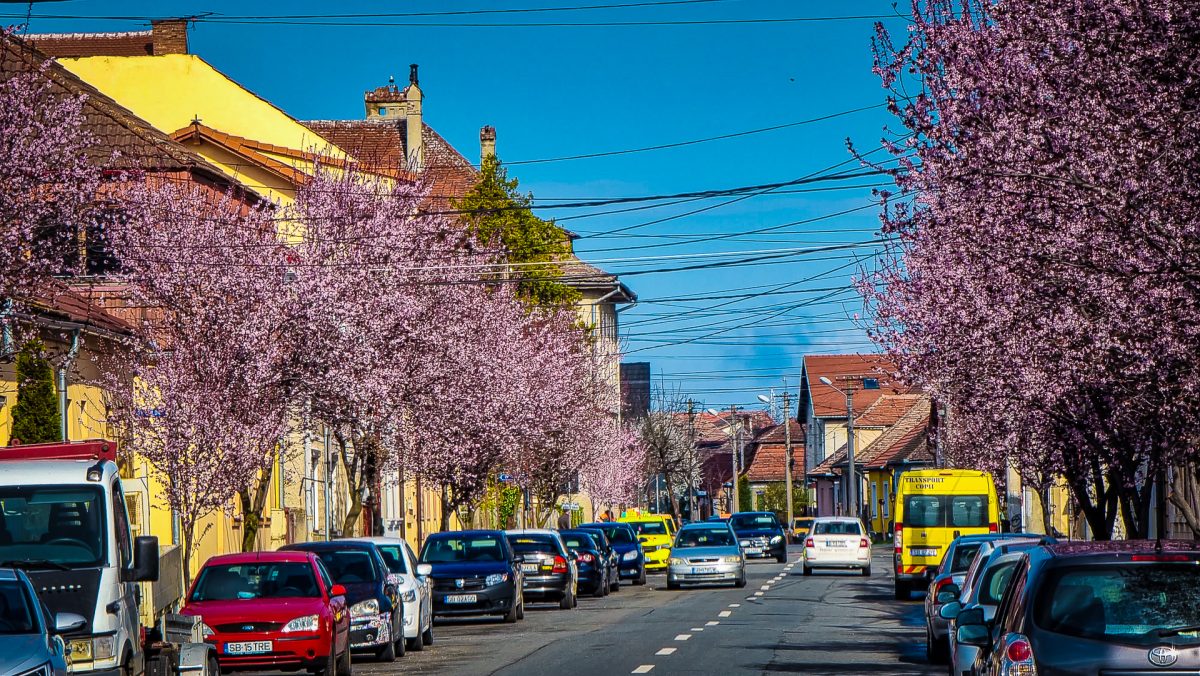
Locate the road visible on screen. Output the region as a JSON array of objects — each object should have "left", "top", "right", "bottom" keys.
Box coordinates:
[{"left": 355, "top": 546, "right": 938, "bottom": 675}]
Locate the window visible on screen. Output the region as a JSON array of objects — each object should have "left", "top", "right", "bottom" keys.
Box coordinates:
[
  {"left": 978, "top": 561, "right": 1019, "bottom": 605},
  {"left": 813, "top": 520, "right": 862, "bottom": 535},
  {"left": 111, "top": 483, "right": 132, "bottom": 569},
  {"left": 0, "top": 486, "right": 107, "bottom": 567},
  {"left": 190, "top": 562, "right": 320, "bottom": 601},
  {"left": 628, "top": 521, "right": 667, "bottom": 536},
  {"left": 506, "top": 535, "right": 562, "bottom": 556},
  {"left": 0, "top": 581, "right": 37, "bottom": 635},
  {"left": 676, "top": 528, "right": 735, "bottom": 548},
  {"left": 312, "top": 550, "right": 378, "bottom": 583},
  {"left": 949, "top": 543, "right": 983, "bottom": 573},
  {"left": 903, "top": 495, "right": 989, "bottom": 528},
  {"left": 561, "top": 534, "right": 596, "bottom": 550},
  {"left": 315, "top": 559, "right": 334, "bottom": 592},
  {"left": 376, "top": 545, "right": 408, "bottom": 575},
  {"left": 421, "top": 536, "right": 505, "bottom": 563},
  {"left": 871, "top": 484, "right": 878, "bottom": 519},
  {"left": 729, "top": 514, "right": 778, "bottom": 530}
]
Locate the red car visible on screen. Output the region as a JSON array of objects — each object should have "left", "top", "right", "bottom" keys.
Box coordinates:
[{"left": 182, "top": 551, "right": 351, "bottom": 675}]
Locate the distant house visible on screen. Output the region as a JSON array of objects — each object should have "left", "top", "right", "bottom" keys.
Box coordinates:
[{"left": 742, "top": 419, "right": 806, "bottom": 515}]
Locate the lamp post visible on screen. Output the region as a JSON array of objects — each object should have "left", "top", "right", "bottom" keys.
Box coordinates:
[
  {"left": 707, "top": 406, "right": 740, "bottom": 515},
  {"left": 819, "top": 376, "right": 858, "bottom": 520},
  {"left": 759, "top": 392, "right": 795, "bottom": 538}
]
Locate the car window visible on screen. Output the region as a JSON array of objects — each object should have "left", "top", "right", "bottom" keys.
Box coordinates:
[
  {"left": 903, "top": 495, "right": 989, "bottom": 528},
  {"left": 629, "top": 521, "right": 667, "bottom": 536},
  {"left": 311, "top": 550, "right": 379, "bottom": 583},
  {"left": 578, "top": 529, "right": 610, "bottom": 549},
  {"left": 813, "top": 521, "right": 862, "bottom": 535},
  {"left": 978, "top": 561, "right": 1019, "bottom": 605},
  {"left": 561, "top": 534, "right": 597, "bottom": 550},
  {"left": 596, "top": 525, "right": 635, "bottom": 544},
  {"left": 676, "top": 528, "right": 735, "bottom": 548},
  {"left": 506, "top": 535, "right": 562, "bottom": 555},
  {"left": 421, "top": 535, "right": 505, "bottom": 563},
  {"left": 1033, "top": 564, "right": 1200, "bottom": 645},
  {"left": 996, "top": 561, "right": 1029, "bottom": 633},
  {"left": 0, "top": 580, "right": 37, "bottom": 634},
  {"left": 315, "top": 559, "right": 333, "bottom": 592},
  {"left": 0, "top": 486, "right": 106, "bottom": 567},
  {"left": 950, "top": 543, "right": 983, "bottom": 573},
  {"left": 191, "top": 562, "right": 321, "bottom": 601},
  {"left": 730, "top": 514, "right": 778, "bottom": 530},
  {"left": 376, "top": 545, "right": 408, "bottom": 575}
]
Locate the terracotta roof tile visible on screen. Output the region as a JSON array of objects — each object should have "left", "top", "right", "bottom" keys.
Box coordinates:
[
  {"left": 809, "top": 395, "right": 933, "bottom": 476},
  {"left": 803, "top": 354, "right": 908, "bottom": 419},
  {"left": 744, "top": 421, "right": 804, "bottom": 483},
  {"left": 26, "top": 281, "right": 133, "bottom": 336},
  {"left": 27, "top": 31, "right": 154, "bottom": 58},
  {"left": 857, "top": 393, "right": 925, "bottom": 428},
  {"left": 303, "top": 120, "right": 473, "bottom": 197}
]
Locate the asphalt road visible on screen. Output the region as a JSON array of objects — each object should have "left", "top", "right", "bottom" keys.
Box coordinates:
[{"left": 352, "top": 546, "right": 939, "bottom": 675}]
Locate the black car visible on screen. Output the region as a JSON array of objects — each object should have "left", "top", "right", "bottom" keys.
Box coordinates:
[
  {"left": 503, "top": 530, "right": 578, "bottom": 610},
  {"left": 575, "top": 527, "right": 620, "bottom": 593},
  {"left": 280, "top": 540, "right": 406, "bottom": 661},
  {"left": 562, "top": 529, "right": 615, "bottom": 597},
  {"left": 956, "top": 540, "right": 1200, "bottom": 675},
  {"left": 578, "top": 522, "right": 647, "bottom": 585},
  {"left": 419, "top": 530, "right": 525, "bottom": 622},
  {"left": 729, "top": 512, "right": 788, "bottom": 563}
]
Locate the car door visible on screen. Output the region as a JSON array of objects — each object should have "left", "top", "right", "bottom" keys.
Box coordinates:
[
  {"left": 315, "top": 558, "right": 348, "bottom": 652},
  {"left": 403, "top": 542, "right": 432, "bottom": 629}
]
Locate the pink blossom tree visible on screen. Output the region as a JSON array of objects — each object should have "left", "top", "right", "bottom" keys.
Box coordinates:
[{"left": 581, "top": 426, "right": 647, "bottom": 513}]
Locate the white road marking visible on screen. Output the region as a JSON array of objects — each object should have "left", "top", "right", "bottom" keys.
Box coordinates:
[
  {"left": 706, "top": 621, "right": 720, "bottom": 626},
  {"left": 729, "top": 603, "right": 740, "bottom": 608},
  {"left": 656, "top": 648, "right": 676, "bottom": 656},
  {"left": 632, "top": 666, "right": 655, "bottom": 674},
  {"left": 746, "top": 596, "right": 757, "bottom": 601},
  {"left": 691, "top": 627, "right": 705, "bottom": 631},
  {"left": 719, "top": 610, "right": 732, "bottom": 617},
  {"left": 754, "top": 591, "right": 764, "bottom": 596},
  {"left": 761, "top": 585, "right": 771, "bottom": 590},
  {"left": 675, "top": 634, "right": 692, "bottom": 641}
]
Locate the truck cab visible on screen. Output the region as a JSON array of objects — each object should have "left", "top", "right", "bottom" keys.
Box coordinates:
[{"left": 0, "top": 440, "right": 159, "bottom": 675}]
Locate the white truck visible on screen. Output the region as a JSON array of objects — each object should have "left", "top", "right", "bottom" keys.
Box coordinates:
[{"left": 0, "top": 440, "right": 216, "bottom": 676}]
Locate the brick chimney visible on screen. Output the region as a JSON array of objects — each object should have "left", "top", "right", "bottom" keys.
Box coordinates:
[
  {"left": 150, "top": 19, "right": 189, "bottom": 55},
  {"left": 363, "top": 64, "right": 424, "bottom": 171},
  {"left": 480, "top": 126, "right": 496, "bottom": 165}
]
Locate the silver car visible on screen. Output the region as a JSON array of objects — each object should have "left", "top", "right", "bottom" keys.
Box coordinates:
[
  {"left": 666, "top": 523, "right": 746, "bottom": 589},
  {"left": 0, "top": 568, "right": 81, "bottom": 676}
]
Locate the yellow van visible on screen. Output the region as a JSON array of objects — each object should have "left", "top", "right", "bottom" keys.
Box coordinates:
[
  {"left": 620, "top": 510, "right": 677, "bottom": 571},
  {"left": 891, "top": 469, "right": 999, "bottom": 599}
]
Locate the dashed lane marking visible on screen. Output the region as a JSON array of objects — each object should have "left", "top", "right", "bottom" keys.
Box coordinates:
[
  {"left": 760, "top": 585, "right": 771, "bottom": 590},
  {"left": 754, "top": 591, "right": 764, "bottom": 596},
  {"left": 729, "top": 603, "right": 740, "bottom": 607},
  {"left": 719, "top": 610, "right": 732, "bottom": 617},
  {"left": 656, "top": 648, "right": 676, "bottom": 656},
  {"left": 706, "top": 621, "right": 720, "bottom": 626},
  {"left": 691, "top": 627, "right": 705, "bottom": 631},
  {"left": 632, "top": 666, "right": 655, "bottom": 674},
  {"left": 675, "top": 634, "right": 692, "bottom": 641}
]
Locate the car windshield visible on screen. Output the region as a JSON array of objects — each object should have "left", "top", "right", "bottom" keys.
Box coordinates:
[
  {"left": 813, "top": 521, "right": 862, "bottom": 535},
  {"left": 949, "top": 542, "right": 983, "bottom": 573},
  {"left": 561, "top": 534, "right": 597, "bottom": 550},
  {"left": 309, "top": 550, "right": 378, "bottom": 583},
  {"left": 676, "top": 528, "right": 735, "bottom": 548},
  {"left": 507, "top": 535, "right": 559, "bottom": 555},
  {"left": 629, "top": 521, "right": 667, "bottom": 536},
  {"left": 730, "top": 514, "right": 778, "bottom": 530},
  {"left": 592, "top": 525, "right": 635, "bottom": 544},
  {"left": 0, "top": 580, "right": 37, "bottom": 635},
  {"left": 375, "top": 545, "right": 408, "bottom": 575},
  {"left": 904, "top": 495, "right": 988, "bottom": 528},
  {"left": 421, "top": 535, "right": 505, "bottom": 563},
  {"left": 0, "top": 486, "right": 106, "bottom": 568},
  {"left": 577, "top": 530, "right": 608, "bottom": 548},
  {"left": 977, "top": 560, "right": 1018, "bottom": 605},
  {"left": 1034, "top": 564, "right": 1200, "bottom": 645},
  {"left": 190, "top": 562, "right": 320, "bottom": 601}
]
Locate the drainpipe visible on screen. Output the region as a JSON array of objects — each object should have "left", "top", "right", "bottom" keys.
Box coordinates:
[
  {"left": 1, "top": 298, "right": 13, "bottom": 358},
  {"left": 59, "top": 330, "right": 81, "bottom": 441}
]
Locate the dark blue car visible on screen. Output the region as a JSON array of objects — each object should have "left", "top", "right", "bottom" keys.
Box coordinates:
[
  {"left": 418, "top": 530, "right": 525, "bottom": 623},
  {"left": 578, "top": 522, "right": 646, "bottom": 585}
]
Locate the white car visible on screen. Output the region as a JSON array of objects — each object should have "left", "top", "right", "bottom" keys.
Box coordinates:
[
  {"left": 802, "top": 517, "right": 872, "bottom": 576},
  {"left": 344, "top": 536, "right": 434, "bottom": 650}
]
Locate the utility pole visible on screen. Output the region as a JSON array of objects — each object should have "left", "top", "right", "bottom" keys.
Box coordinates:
[
  {"left": 845, "top": 390, "right": 858, "bottom": 521},
  {"left": 783, "top": 391, "right": 794, "bottom": 536},
  {"left": 730, "top": 404, "right": 740, "bottom": 515}
]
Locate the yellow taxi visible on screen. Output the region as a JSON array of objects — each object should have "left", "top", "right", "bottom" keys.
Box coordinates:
[
  {"left": 792, "top": 516, "right": 815, "bottom": 543},
  {"left": 891, "top": 469, "right": 999, "bottom": 599},
  {"left": 619, "top": 510, "right": 677, "bottom": 571}
]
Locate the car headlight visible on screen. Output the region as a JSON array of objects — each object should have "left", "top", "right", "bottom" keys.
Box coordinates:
[
  {"left": 15, "top": 663, "right": 51, "bottom": 676},
  {"left": 740, "top": 540, "right": 750, "bottom": 547},
  {"left": 722, "top": 555, "right": 741, "bottom": 563},
  {"left": 770, "top": 535, "right": 783, "bottom": 544},
  {"left": 199, "top": 622, "right": 215, "bottom": 638},
  {"left": 93, "top": 635, "right": 116, "bottom": 661},
  {"left": 350, "top": 599, "right": 381, "bottom": 618},
  {"left": 402, "top": 588, "right": 417, "bottom": 603},
  {"left": 486, "top": 573, "right": 509, "bottom": 587},
  {"left": 282, "top": 614, "right": 320, "bottom": 633},
  {"left": 622, "top": 550, "right": 638, "bottom": 561}
]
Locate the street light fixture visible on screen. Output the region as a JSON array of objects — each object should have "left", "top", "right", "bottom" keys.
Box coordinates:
[{"left": 707, "top": 407, "right": 741, "bottom": 515}]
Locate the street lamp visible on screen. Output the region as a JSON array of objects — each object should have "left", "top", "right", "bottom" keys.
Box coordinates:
[
  {"left": 708, "top": 407, "right": 741, "bottom": 515},
  {"left": 758, "top": 393, "right": 796, "bottom": 538},
  {"left": 818, "top": 376, "right": 858, "bottom": 520}
]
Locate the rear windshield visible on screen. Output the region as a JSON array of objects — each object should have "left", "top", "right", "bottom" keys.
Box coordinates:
[
  {"left": 676, "top": 528, "right": 735, "bottom": 548},
  {"left": 310, "top": 550, "right": 379, "bottom": 583},
  {"left": 421, "top": 535, "right": 506, "bottom": 563},
  {"left": 949, "top": 542, "right": 983, "bottom": 573},
  {"left": 813, "top": 521, "right": 862, "bottom": 535},
  {"left": 506, "top": 535, "right": 561, "bottom": 555},
  {"left": 561, "top": 534, "right": 597, "bottom": 550},
  {"left": 587, "top": 525, "right": 634, "bottom": 544},
  {"left": 375, "top": 545, "right": 408, "bottom": 575},
  {"left": 730, "top": 514, "right": 779, "bottom": 530},
  {"left": 0, "top": 580, "right": 37, "bottom": 634},
  {"left": 904, "top": 495, "right": 988, "bottom": 528},
  {"left": 977, "top": 560, "right": 1018, "bottom": 605},
  {"left": 577, "top": 529, "right": 609, "bottom": 548},
  {"left": 191, "top": 562, "right": 320, "bottom": 601},
  {"left": 629, "top": 521, "right": 667, "bottom": 536},
  {"left": 1034, "top": 564, "right": 1200, "bottom": 645}
]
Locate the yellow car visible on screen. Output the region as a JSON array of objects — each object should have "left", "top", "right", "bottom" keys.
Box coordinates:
[{"left": 620, "top": 513, "right": 676, "bottom": 571}]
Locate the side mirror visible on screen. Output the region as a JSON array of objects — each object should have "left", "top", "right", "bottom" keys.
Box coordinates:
[
  {"left": 384, "top": 583, "right": 398, "bottom": 597},
  {"left": 53, "top": 613, "right": 87, "bottom": 634},
  {"left": 513, "top": 554, "right": 525, "bottom": 564},
  {"left": 416, "top": 563, "right": 432, "bottom": 577},
  {"left": 123, "top": 536, "right": 159, "bottom": 582},
  {"left": 330, "top": 584, "right": 347, "bottom": 598},
  {"left": 569, "top": 550, "right": 579, "bottom": 560},
  {"left": 955, "top": 607, "right": 990, "bottom": 647},
  {"left": 938, "top": 601, "right": 962, "bottom": 620},
  {"left": 936, "top": 590, "right": 959, "bottom": 604}
]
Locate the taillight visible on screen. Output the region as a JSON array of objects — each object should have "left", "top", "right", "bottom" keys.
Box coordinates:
[
  {"left": 576, "top": 553, "right": 595, "bottom": 563},
  {"left": 1006, "top": 638, "right": 1032, "bottom": 662},
  {"left": 552, "top": 556, "right": 568, "bottom": 574},
  {"left": 933, "top": 577, "right": 956, "bottom": 601},
  {"left": 894, "top": 525, "right": 903, "bottom": 554},
  {"left": 859, "top": 538, "right": 869, "bottom": 548},
  {"left": 1001, "top": 634, "right": 1036, "bottom": 674},
  {"left": 805, "top": 538, "right": 815, "bottom": 548},
  {"left": 989, "top": 522, "right": 998, "bottom": 533}
]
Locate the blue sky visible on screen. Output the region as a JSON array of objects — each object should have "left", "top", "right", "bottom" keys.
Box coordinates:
[{"left": 12, "top": 1, "right": 910, "bottom": 413}]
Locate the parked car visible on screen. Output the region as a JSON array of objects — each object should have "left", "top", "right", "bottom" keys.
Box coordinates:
[
  {"left": 730, "top": 512, "right": 788, "bottom": 563},
  {"left": 341, "top": 537, "right": 433, "bottom": 652},
  {"left": 939, "top": 539, "right": 1044, "bottom": 676},
  {"left": 419, "top": 530, "right": 525, "bottom": 623},
  {"left": 0, "top": 567, "right": 77, "bottom": 676},
  {"left": 559, "top": 531, "right": 612, "bottom": 597},
  {"left": 802, "top": 517, "right": 872, "bottom": 575},
  {"left": 792, "top": 516, "right": 815, "bottom": 544},
  {"left": 957, "top": 540, "right": 1200, "bottom": 675},
  {"left": 706, "top": 514, "right": 730, "bottom": 523},
  {"left": 667, "top": 522, "right": 746, "bottom": 589},
  {"left": 619, "top": 514, "right": 676, "bottom": 572},
  {"left": 578, "top": 522, "right": 647, "bottom": 585},
  {"left": 923, "top": 533, "right": 1034, "bottom": 663},
  {"left": 504, "top": 529, "right": 578, "bottom": 610},
  {"left": 281, "top": 541, "right": 405, "bottom": 661},
  {"left": 182, "top": 551, "right": 351, "bottom": 675}
]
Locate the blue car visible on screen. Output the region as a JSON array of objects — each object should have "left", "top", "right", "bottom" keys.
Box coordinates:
[
  {"left": 0, "top": 568, "right": 77, "bottom": 676},
  {"left": 578, "top": 522, "right": 646, "bottom": 585},
  {"left": 418, "top": 530, "right": 526, "bottom": 623}
]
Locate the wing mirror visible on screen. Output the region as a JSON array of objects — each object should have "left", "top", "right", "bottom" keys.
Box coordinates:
[
  {"left": 416, "top": 563, "right": 433, "bottom": 577},
  {"left": 955, "top": 607, "right": 990, "bottom": 648},
  {"left": 330, "top": 584, "right": 347, "bottom": 598},
  {"left": 938, "top": 601, "right": 962, "bottom": 620},
  {"left": 122, "top": 536, "right": 160, "bottom": 582},
  {"left": 53, "top": 613, "right": 87, "bottom": 634},
  {"left": 936, "top": 590, "right": 960, "bottom": 604}
]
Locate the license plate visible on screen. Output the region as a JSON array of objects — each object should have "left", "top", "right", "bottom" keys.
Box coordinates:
[
  {"left": 911, "top": 548, "right": 938, "bottom": 557},
  {"left": 444, "top": 594, "right": 477, "bottom": 604},
  {"left": 825, "top": 540, "right": 847, "bottom": 547},
  {"left": 745, "top": 547, "right": 761, "bottom": 555},
  {"left": 522, "top": 563, "right": 539, "bottom": 573},
  {"left": 691, "top": 566, "right": 718, "bottom": 574},
  {"left": 225, "top": 641, "right": 272, "bottom": 655}
]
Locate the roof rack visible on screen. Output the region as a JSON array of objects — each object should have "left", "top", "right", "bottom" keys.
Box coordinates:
[{"left": 0, "top": 439, "right": 118, "bottom": 463}]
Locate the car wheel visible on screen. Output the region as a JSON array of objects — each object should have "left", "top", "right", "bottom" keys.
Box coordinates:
[
  {"left": 421, "top": 622, "right": 434, "bottom": 646},
  {"left": 666, "top": 578, "right": 679, "bottom": 590},
  {"left": 776, "top": 552, "right": 787, "bottom": 564},
  {"left": 407, "top": 628, "right": 425, "bottom": 652},
  {"left": 735, "top": 574, "right": 747, "bottom": 588},
  {"left": 862, "top": 565, "right": 872, "bottom": 577},
  {"left": 611, "top": 573, "right": 620, "bottom": 592},
  {"left": 313, "top": 640, "right": 337, "bottom": 676},
  {"left": 894, "top": 581, "right": 910, "bottom": 601},
  {"left": 503, "top": 596, "right": 520, "bottom": 623},
  {"left": 926, "top": 624, "right": 948, "bottom": 663},
  {"left": 336, "top": 642, "right": 352, "bottom": 676},
  {"left": 517, "top": 597, "right": 525, "bottom": 620},
  {"left": 377, "top": 635, "right": 396, "bottom": 662},
  {"left": 593, "top": 579, "right": 607, "bottom": 597},
  {"left": 559, "top": 591, "right": 573, "bottom": 610},
  {"left": 205, "top": 654, "right": 220, "bottom": 676},
  {"left": 802, "top": 564, "right": 812, "bottom": 576},
  {"left": 637, "top": 566, "right": 647, "bottom": 585},
  {"left": 394, "top": 615, "right": 406, "bottom": 658}
]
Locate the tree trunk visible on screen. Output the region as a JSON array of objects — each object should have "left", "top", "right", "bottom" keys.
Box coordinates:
[
  {"left": 1168, "top": 464, "right": 1200, "bottom": 538},
  {"left": 339, "top": 433, "right": 363, "bottom": 537},
  {"left": 440, "top": 484, "right": 454, "bottom": 532},
  {"left": 239, "top": 462, "right": 274, "bottom": 552},
  {"left": 1039, "top": 483, "right": 1054, "bottom": 536},
  {"left": 181, "top": 520, "right": 196, "bottom": 588}
]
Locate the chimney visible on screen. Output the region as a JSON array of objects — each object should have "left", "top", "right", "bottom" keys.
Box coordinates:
[
  {"left": 405, "top": 63, "right": 423, "bottom": 171},
  {"left": 480, "top": 126, "right": 496, "bottom": 165},
  {"left": 150, "top": 19, "right": 189, "bottom": 55}
]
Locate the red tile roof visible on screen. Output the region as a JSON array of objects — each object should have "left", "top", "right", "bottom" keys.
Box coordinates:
[
  {"left": 744, "top": 420, "right": 804, "bottom": 483},
  {"left": 808, "top": 395, "right": 932, "bottom": 476},
  {"left": 857, "top": 393, "right": 925, "bottom": 428},
  {"left": 25, "top": 281, "right": 133, "bottom": 336},
  {"left": 27, "top": 31, "right": 154, "bottom": 58},
  {"left": 803, "top": 354, "right": 907, "bottom": 418}
]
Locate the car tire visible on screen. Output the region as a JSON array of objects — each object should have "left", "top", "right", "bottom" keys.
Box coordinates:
[
  {"left": 802, "top": 564, "right": 812, "bottom": 576},
  {"left": 394, "top": 616, "right": 406, "bottom": 659},
  {"left": 895, "top": 581, "right": 910, "bottom": 600},
  {"left": 862, "top": 565, "right": 872, "bottom": 577},
  {"left": 635, "top": 566, "right": 647, "bottom": 585},
  {"left": 559, "top": 591, "right": 573, "bottom": 610},
  {"left": 503, "top": 596, "right": 520, "bottom": 623},
  {"left": 377, "top": 635, "right": 396, "bottom": 663},
  {"left": 422, "top": 622, "right": 434, "bottom": 646},
  {"left": 407, "top": 632, "right": 424, "bottom": 652},
  {"left": 611, "top": 573, "right": 620, "bottom": 592},
  {"left": 313, "top": 641, "right": 337, "bottom": 676},
  {"left": 517, "top": 597, "right": 525, "bottom": 620},
  {"left": 776, "top": 551, "right": 787, "bottom": 564},
  {"left": 926, "top": 624, "right": 948, "bottom": 664},
  {"left": 666, "top": 578, "right": 679, "bottom": 590},
  {"left": 593, "top": 579, "right": 607, "bottom": 597},
  {"left": 337, "top": 643, "right": 352, "bottom": 676},
  {"left": 735, "top": 574, "right": 747, "bottom": 588}
]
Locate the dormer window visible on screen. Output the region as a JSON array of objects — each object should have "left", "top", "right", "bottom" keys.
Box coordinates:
[{"left": 378, "top": 107, "right": 387, "bottom": 116}]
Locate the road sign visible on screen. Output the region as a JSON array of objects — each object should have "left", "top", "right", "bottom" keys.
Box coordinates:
[
  {"left": 498, "top": 473, "right": 511, "bottom": 482},
  {"left": 561, "top": 503, "right": 580, "bottom": 511}
]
